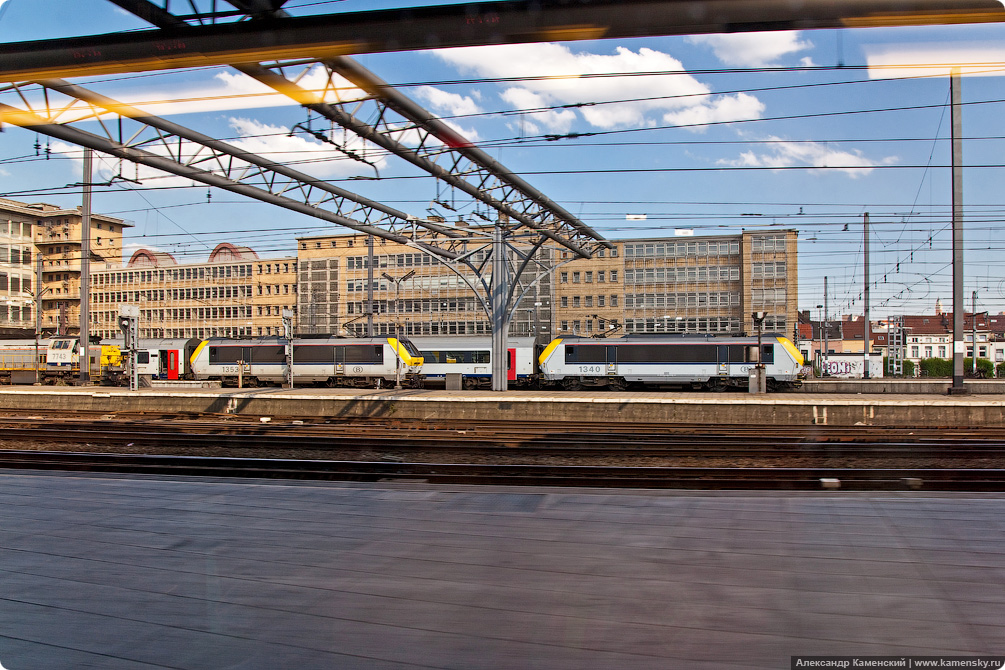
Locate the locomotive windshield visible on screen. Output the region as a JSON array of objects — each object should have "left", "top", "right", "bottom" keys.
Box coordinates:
[{"left": 399, "top": 338, "right": 421, "bottom": 358}]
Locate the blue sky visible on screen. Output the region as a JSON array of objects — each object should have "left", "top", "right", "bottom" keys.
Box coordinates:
[{"left": 2, "top": 0, "right": 1005, "bottom": 320}]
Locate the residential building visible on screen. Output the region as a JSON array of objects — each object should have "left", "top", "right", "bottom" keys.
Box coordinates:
[{"left": 0, "top": 198, "right": 38, "bottom": 333}]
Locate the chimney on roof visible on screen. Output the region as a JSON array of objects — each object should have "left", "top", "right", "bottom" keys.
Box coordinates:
[{"left": 935, "top": 298, "right": 943, "bottom": 315}]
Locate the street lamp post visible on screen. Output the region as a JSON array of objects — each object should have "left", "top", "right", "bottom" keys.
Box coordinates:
[
  {"left": 751, "top": 311, "right": 766, "bottom": 394},
  {"left": 28, "top": 286, "right": 52, "bottom": 385},
  {"left": 382, "top": 270, "right": 416, "bottom": 390},
  {"left": 815, "top": 304, "right": 824, "bottom": 376}
]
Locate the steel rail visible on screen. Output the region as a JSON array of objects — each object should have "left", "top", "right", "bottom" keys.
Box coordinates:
[
  {"left": 5, "top": 422, "right": 1005, "bottom": 459},
  {"left": 2, "top": 450, "right": 1005, "bottom": 490}
]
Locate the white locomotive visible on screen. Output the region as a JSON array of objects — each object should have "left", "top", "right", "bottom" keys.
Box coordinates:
[{"left": 538, "top": 334, "right": 804, "bottom": 391}]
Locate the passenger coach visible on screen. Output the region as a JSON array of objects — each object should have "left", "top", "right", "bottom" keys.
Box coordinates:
[
  {"left": 539, "top": 335, "right": 804, "bottom": 391},
  {"left": 412, "top": 337, "right": 537, "bottom": 389}
]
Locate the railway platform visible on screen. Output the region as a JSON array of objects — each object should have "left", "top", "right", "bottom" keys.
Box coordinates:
[
  {"left": 1, "top": 470, "right": 1002, "bottom": 669},
  {"left": 0, "top": 384, "right": 1003, "bottom": 427}
]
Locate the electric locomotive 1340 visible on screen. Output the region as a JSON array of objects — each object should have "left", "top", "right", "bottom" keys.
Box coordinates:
[{"left": 539, "top": 334, "right": 804, "bottom": 391}]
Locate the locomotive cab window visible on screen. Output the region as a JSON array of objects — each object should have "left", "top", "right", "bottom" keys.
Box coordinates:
[
  {"left": 761, "top": 344, "right": 774, "bottom": 364},
  {"left": 565, "top": 345, "right": 607, "bottom": 363}
]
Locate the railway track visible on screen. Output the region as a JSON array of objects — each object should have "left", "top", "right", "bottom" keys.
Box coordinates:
[
  {"left": 2, "top": 414, "right": 1005, "bottom": 459},
  {"left": 2, "top": 450, "right": 1004, "bottom": 490}
]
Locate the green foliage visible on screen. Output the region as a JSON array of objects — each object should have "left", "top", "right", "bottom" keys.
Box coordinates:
[
  {"left": 918, "top": 357, "right": 953, "bottom": 378},
  {"left": 965, "top": 357, "right": 994, "bottom": 378},
  {"left": 883, "top": 356, "right": 915, "bottom": 377}
]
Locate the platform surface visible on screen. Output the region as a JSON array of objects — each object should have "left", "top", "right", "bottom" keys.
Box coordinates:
[{"left": 1, "top": 472, "right": 1003, "bottom": 669}]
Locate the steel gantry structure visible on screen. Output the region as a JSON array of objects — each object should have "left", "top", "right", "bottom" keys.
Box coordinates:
[
  {"left": 3, "top": 0, "right": 1003, "bottom": 389},
  {"left": 1, "top": 0, "right": 1003, "bottom": 80},
  {"left": 0, "top": 0, "right": 617, "bottom": 389}
]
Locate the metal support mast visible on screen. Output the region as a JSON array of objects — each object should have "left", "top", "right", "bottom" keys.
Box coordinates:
[
  {"left": 491, "top": 225, "right": 511, "bottom": 392},
  {"left": 79, "top": 148, "right": 92, "bottom": 384},
  {"left": 951, "top": 69, "right": 967, "bottom": 394},
  {"left": 863, "top": 213, "right": 871, "bottom": 379}
]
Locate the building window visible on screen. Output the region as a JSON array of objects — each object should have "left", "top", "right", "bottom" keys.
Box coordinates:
[
  {"left": 598, "top": 271, "right": 605, "bottom": 283},
  {"left": 561, "top": 296, "right": 568, "bottom": 308},
  {"left": 585, "top": 271, "right": 593, "bottom": 283},
  {"left": 560, "top": 272, "right": 568, "bottom": 283},
  {"left": 585, "top": 296, "right": 593, "bottom": 308},
  {"left": 573, "top": 296, "right": 581, "bottom": 307},
  {"left": 610, "top": 270, "right": 618, "bottom": 282},
  {"left": 610, "top": 295, "right": 618, "bottom": 307},
  {"left": 598, "top": 296, "right": 605, "bottom": 307},
  {"left": 561, "top": 321, "right": 568, "bottom": 331},
  {"left": 573, "top": 272, "right": 581, "bottom": 283}
]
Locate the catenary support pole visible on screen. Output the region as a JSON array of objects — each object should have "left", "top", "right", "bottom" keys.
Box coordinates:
[
  {"left": 951, "top": 69, "right": 966, "bottom": 393},
  {"left": 79, "top": 148, "right": 92, "bottom": 384},
  {"left": 863, "top": 213, "right": 870, "bottom": 379},
  {"left": 491, "top": 225, "right": 510, "bottom": 391}
]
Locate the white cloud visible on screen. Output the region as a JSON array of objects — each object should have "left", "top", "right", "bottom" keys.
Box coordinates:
[
  {"left": 865, "top": 42, "right": 1005, "bottom": 79},
  {"left": 716, "top": 136, "right": 896, "bottom": 177},
  {"left": 686, "top": 31, "right": 814, "bottom": 67},
  {"left": 415, "top": 86, "right": 482, "bottom": 116},
  {"left": 433, "top": 43, "right": 763, "bottom": 131},
  {"left": 92, "top": 65, "right": 367, "bottom": 117},
  {"left": 663, "top": 93, "right": 764, "bottom": 129},
  {"left": 500, "top": 88, "right": 576, "bottom": 134}
]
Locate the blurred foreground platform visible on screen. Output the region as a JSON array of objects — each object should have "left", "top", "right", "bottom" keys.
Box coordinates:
[{"left": 1, "top": 471, "right": 1002, "bottom": 669}]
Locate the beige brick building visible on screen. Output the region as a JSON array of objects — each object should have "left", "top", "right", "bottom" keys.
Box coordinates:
[
  {"left": 0, "top": 197, "right": 131, "bottom": 336},
  {"left": 2, "top": 196, "right": 799, "bottom": 342},
  {"left": 555, "top": 230, "right": 798, "bottom": 338},
  {"left": 0, "top": 198, "right": 39, "bottom": 332},
  {"left": 89, "top": 244, "right": 298, "bottom": 340},
  {"left": 296, "top": 229, "right": 553, "bottom": 339}
]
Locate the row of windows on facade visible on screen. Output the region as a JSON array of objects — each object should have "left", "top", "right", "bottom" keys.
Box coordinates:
[
  {"left": 560, "top": 295, "right": 620, "bottom": 308},
  {"left": 559, "top": 247, "right": 618, "bottom": 260},
  {"left": 3, "top": 221, "right": 31, "bottom": 238},
  {"left": 601, "top": 316, "right": 787, "bottom": 334},
  {"left": 903, "top": 344, "right": 992, "bottom": 359},
  {"left": 0, "top": 247, "right": 32, "bottom": 265},
  {"left": 91, "top": 285, "right": 255, "bottom": 303},
  {"left": 344, "top": 321, "right": 494, "bottom": 336},
  {"left": 623, "top": 240, "right": 741, "bottom": 258},
  {"left": 95, "top": 327, "right": 255, "bottom": 340},
  {"left": 344, "top": 298, "right": 483, "bottom": 314},
  {"left": 0, "top": 304, "right": 31, "bottom": 323},
  {"left": 94, "top": 264, "right": 271, "bottom": 285},
  {"left": 345, "top": 252, "right": 468, "bottom": 270},
  {"left": 555, "top": 317, "right": 752, "bottom": 335},
  {"left": 621, "top": 289, "right": 786, "bottom": 307},
  {"left": 94, "top": 305, "right": 254, "bottom": 322},
  {"left": 0, "top": 274, "right": 30, "bottom": 293},
  {"left": 623, "top": 292, "right": 743, "bottom": 309},
  {"left": 623, "top": 267, "right": 739, "bottom": 284},
  {"left": 345, "top": 274, "right": 480, "bottom": 293},
  {"left": 560, "top": 270, "right": 619, "bottom": 284}
]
